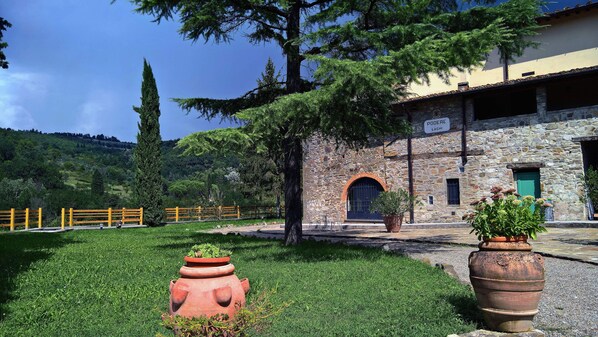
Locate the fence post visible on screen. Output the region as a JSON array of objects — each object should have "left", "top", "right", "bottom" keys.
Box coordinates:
[
  {"left": 237, "top": 206, "right": 240, "bottom": 219},
  {"left": 9, "top": 208, "right": 15, "bottom": 231},
  {"left": 108, "top": 208, "right": 112, "bottom": 227},
  {"left": 61, "top": 208, "right": 65, "bottom": 230},
  {"left": 175, "top": 206, "right": 179, "bottom": 222},
  {"left": 69, "top": 208, "right": 73, "bottom": 228},
  {"left": 139, "top": 207, "right": 143, "bottom": 225},
  {"left": 24, "top": 208, "right": 30, "bottom": 230},
  {"left": 218, "top": 206, "right": 222, "bottom": 220},
  {"left": 38, "top": 208, "right": 42, "bottom": 229},
  {"left": 122, "top": 208, "right": 125, "bottom": 224},
  {"left": 198, "top": 206, "right": 202, "bottom": 221}
]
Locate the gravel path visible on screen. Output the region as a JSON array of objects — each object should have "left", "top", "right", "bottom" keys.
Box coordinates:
[{"left": 236, "top": 230, "right": 598, "bottom": 337}]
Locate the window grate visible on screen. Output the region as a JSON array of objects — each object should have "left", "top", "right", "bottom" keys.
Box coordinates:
[{"left": 447, "top": 179, "right": 460, "bottom": 205}]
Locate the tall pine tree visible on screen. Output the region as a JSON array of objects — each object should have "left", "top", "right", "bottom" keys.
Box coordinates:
[
  {"left": 130, "top": 0, "right": 541, "bottom": 244},
  {"left": 134, "top": 59, "right": 164, "bottom": 226}
]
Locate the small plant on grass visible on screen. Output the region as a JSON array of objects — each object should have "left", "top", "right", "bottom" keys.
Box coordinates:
[
  {"left": 187, "top": 243, "right": 232, "bottom": 258},
  {"left": 158, "top": 288, "right": 291, "bottom": 337}
]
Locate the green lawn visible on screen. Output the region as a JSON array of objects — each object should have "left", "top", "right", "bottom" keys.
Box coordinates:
[{"left": 0, "top": 220, "right": 480, "bottom": 336}]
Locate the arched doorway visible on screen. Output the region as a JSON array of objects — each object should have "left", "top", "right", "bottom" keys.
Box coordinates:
[{"left": 346, "top": 178, "right": 384, "bottom": 220}]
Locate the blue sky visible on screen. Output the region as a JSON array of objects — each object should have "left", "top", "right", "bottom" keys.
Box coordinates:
[
  {"left": 0, "top": 0, "right": 284, "bottom": 142},
  {"left": 0, "top": 0, "right": 586, "bottom": 142}
]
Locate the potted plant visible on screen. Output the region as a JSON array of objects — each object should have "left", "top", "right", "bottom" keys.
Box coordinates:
[
  {"left": 185, "top": 243, "right": 233, "bottom": 264},
  {"left": 463, "top": 186, "right": 552, "bottom": 333},
  {"left": 370, "top": 188, "right": 418, "bottom": 233},
  {"left": 170, "top": 243, "right": 249, "bottom": 319}
]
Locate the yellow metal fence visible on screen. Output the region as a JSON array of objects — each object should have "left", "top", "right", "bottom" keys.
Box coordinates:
[
  {"left": 1, "top": 205, "right": 282, "bottom": 231},
  {"left": 60, "top": 207, "right": 143, "bottom": 230},
  {"left": 165, "top": 206, "right": 241, "bottom": 222},
  {"left": 165, "top": 205, "right": 282, "bottom": 222},
  {"left": 0, "top": 208, "right": 43, "bottom": 231}
]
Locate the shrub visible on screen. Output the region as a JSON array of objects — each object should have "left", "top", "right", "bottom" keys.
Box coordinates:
[{"left": 582, "top": 166, "right": 598, "bottom": 209}]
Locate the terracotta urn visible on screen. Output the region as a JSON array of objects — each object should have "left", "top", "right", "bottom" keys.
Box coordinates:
[
  {"left": 468, "top": 236, "right": 544, "bottom": 332},
  {"left": 169, "top": 256, "right": 250, "bottom": 319},
  {"left": 383, "top": 215, "right": 403, "bottom": 233}
]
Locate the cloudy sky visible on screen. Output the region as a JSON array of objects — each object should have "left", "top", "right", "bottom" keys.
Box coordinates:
[{"left": 0, "top": 0, "right": 585, "bottom": 142}]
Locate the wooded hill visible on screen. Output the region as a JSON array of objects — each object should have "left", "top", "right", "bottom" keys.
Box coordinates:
[{"left": 0, "top": 128, "right": 281, "bottom": 224}]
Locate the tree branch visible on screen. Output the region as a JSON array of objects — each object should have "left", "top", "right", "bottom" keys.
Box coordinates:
[
  {"left": 231, "top": 0, "right": 288, "bottom": 18},
  {"left": 238, "top": 81, "right": 287, "bottom": 100},
  {"left": 302, "top": 0, "right": 333, "bottom": 9},
  {"left": 243, "top": 15, "right": 286, "bottom": 31}
]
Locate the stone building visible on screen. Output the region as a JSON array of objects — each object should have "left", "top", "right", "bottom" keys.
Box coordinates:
[{"left": 303, "top": 3, "right": 598, "bottom": 224}]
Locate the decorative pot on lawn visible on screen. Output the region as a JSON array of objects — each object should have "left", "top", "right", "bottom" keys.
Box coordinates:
[
  {"left": 169, "top": 256, "right": 250, "bottom": 319},
  {"left": 383, "top": 215, "right": 403, "bottom": 233},
  {"left": 468, "top": 236, "right": 545, "bottom": 332}
]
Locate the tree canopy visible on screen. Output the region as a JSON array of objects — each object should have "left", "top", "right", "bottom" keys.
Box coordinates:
[
  {"left": 0, "top": 17, "right": 11, "bottom": 69},
  {"left": 130, "top": 0, "right": 542, "bottom": 244}
]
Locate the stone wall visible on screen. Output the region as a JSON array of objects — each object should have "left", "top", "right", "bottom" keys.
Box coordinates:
[{"left": 303, "top": 85, "right": 598, "bottom": 224}]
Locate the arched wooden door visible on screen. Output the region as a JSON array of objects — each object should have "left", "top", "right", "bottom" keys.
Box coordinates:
[{"left": 346, "top": 178, "right": 383, "bottom": 220}]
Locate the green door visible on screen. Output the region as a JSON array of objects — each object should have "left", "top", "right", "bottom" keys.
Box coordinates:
[{"left": 515, "top": 170, "right": 541, "bottom": 199}]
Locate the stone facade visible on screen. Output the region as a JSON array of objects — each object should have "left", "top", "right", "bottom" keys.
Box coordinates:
[{"left": 303, "top": 84, "right": 598, "bottom": 224}]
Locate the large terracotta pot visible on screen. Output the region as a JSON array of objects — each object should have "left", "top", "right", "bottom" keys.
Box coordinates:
[
  {"left": 468, "top": 236, "right": 544, "bottom": 332},
  {"left": 169, "top": 256, "right": 250, "bottom": 319},
  {"left": 383, "top": 215, "right": 403, "bottom": 233}
]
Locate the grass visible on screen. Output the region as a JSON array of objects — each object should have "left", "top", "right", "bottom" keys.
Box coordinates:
[
  {"left": 61, "top": 169, "right": 131, "bottom": 198},
  {"left": 0, "top": 220, "right": 481, "bottom": 336}
]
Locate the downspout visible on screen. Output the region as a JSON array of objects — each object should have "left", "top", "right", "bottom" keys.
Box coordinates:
[
  {"left": 461, "top": 96, "right": 468, "bottom": 167},
  {"left": 405, "top": 105, "right": 415, "bottom": 224}
]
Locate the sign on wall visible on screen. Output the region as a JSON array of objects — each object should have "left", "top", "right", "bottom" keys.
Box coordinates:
[{"left": 424, "top": 117, "right": 450, "bottom": 134}]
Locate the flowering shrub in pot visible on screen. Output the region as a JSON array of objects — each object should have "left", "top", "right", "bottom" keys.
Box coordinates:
[
  {"left": 464, "top": 186, "right": 550, "bottom": 240},
  {"left": 464, "top": 186, "right": 552, "bottom": 333}
]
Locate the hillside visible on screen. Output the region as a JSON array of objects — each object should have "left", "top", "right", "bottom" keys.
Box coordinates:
[{"left": 0, "top": 128, "right": 280, "bottom": 222}]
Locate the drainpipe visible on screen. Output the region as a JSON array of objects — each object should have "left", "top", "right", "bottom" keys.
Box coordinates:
[
  {"left": 405, "top": 105, "right": 415, "bottom": 224},
  {"left": 461, "top": 96, "right": 468, "bottom": 167}
]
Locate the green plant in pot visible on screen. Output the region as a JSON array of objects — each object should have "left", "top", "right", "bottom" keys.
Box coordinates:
[
  {"left": 369, "top": 188, "right": 418, "bottom": 233},
  {"left": 187, "top": 243, "right": 232, "bottom": 259},
  {"left": 464, "top": 186, "right": 552, "bottom": 333}
]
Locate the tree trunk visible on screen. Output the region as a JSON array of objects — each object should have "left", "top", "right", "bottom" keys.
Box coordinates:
[
  {"left": 283, "top": 136, "right": 302, "bottom": 245},
  {"left": 283, "top": 2, "right": 303, "bottom": 245}
]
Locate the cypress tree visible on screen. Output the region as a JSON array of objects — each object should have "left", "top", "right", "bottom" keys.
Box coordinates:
[
  {"left": 133, "top": 59, "right": 164, "bottom": 226},
  {"left": 91, "top": 169, "right": 104, "bottom": 196}
]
